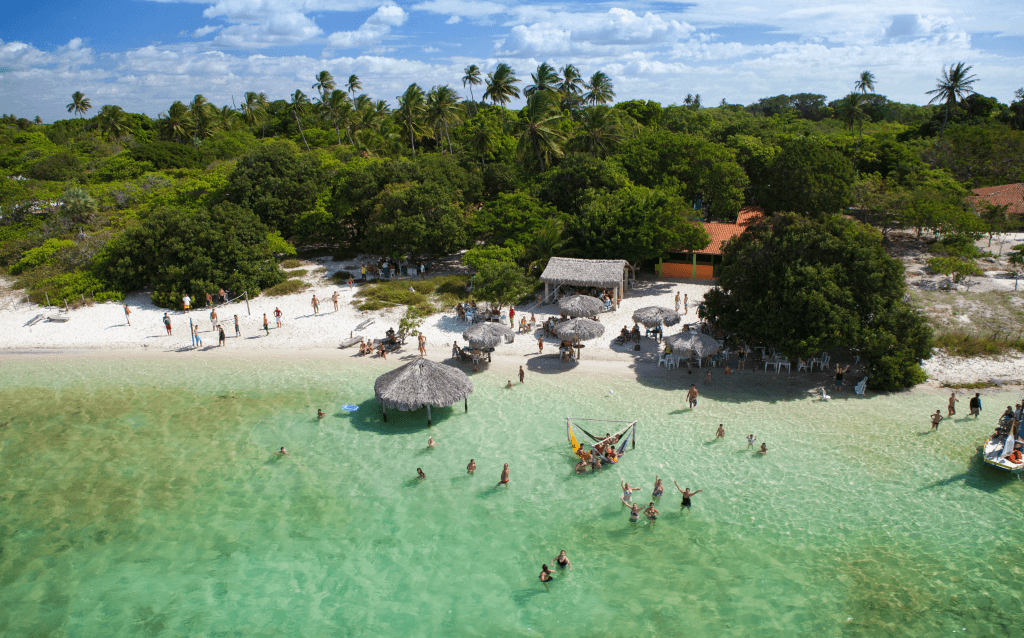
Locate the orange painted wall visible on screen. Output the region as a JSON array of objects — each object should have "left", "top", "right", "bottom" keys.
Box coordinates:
[{"left": 660, "top": 262, "right": 715, "bottom": 279}]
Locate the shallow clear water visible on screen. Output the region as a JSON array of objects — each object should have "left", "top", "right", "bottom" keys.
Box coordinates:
[{"left": 0, "top": 355, "right": 1022, "bottom": 637}]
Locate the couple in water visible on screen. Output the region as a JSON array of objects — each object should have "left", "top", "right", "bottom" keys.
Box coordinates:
[{"left": 539, "top": 551, "right": 571, "bottom": 586}]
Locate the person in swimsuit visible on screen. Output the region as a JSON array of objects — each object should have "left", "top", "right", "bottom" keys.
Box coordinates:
[
  {"left": 674, "top": 291, "right": 680, "bottom": 312},
  {"left": 652, "top": 475, "right": 664, "bottom": 498},
  {"left": 643, "top": 503, "right": 659, "bottom": 521},
  {"left": 427, "top": 437, "right": 435, "bottom": 449},
  {"left": 683, "top": 294, "right": 688, "bottom": 314},
  {"left": 687, "top": 385, "right": 698, "bottom": 409},
  {"left": 218, "top": 326, "right": 226, "bottom": 346},
  {"left": 467, "top": 459, "right": 476, "bottom": 474},
  {"left": 418, "top": 333, "right": 426, "bottom": 358},
  {"left": 163, "top": 312, "right": 172, "bottom": 335},
  {"left": 263, "top": 313, "right": 269, "bottom": 335},
  {"left": 234, "top": 315, "right": 240, "bottom": 337},
  {"left": 519, "top": 366, "right": 525, "bottom": 384},
  {"left": 311, "top": 295, "right": 320, "bottom": 315},
  {"left": 574, "top": 459, "right": 588, "bottom": 474},
  {"left": 969, "top": 393, "right": 981, "bottom": 418},
  {"left": 621, "top": 480, "right": 637, "bottom": 505},
  {"left": 539, "top": 565, "right": 553, "bottom": 583},
  {"left": 747, "top": 434, "right": 756, "bottom": 448},
  {"left": 947, "top": 392, "right": 958, "bottom": 417},
  {"left": 124, "top": 304, "right": 131, "bottom": 326},
  {"left": 416, "top": 468, "right": 426, "bottom": 479},
  {"left": 758, "top": 442, "right": 768, "bottom": 455},
  {"left": 193, "top": 325, "right": 202, "bottom": 347},
  {"left": 716, "top": 424, "right": 725, "bottom": 438},
  {"left": 629, "top": 503, "right": 641, "bottom": 522},
  {"left": 592, "top": 456, "right": 602, "bottom": 471},
  {"left": 276, "top": 447, "right": 289, "bottom": 456},
  {"left": 498, "top": 463, "right": 509, "bottom": 486},
  {"left": 931, "top": 410, "right": 943, "bottom": 431},
  {"left": 834, "top": 364, "right": 849, "bottom": 392},
  {"left": 332, "top": 291, "right": 339, "bottom": 311},
  {"left": 317, "top": 409, "right": 325, "bottom": 419},
  {"left": 274, "top": 307, "right": 282, "bottom": 327},
  {"left": 674, "top": 481, "right": 702, "bottom": 508},
  {"left": 554, "top": 551, "right": 571, "bottom": 570}
]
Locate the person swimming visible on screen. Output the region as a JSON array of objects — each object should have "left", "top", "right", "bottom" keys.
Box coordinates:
[
  {"left": 467, "top": 459, "right": 476, "bottom": 474},
  {"left": 427, "top": 437, "right": 436, "bottom": 449},
  {"left": 540, "top": 565, "right": 553, "bottom": 584},
  {"left": 716, "top": 424, "right": 725, "bottom": 438},
  {"left": 276, "top": 447, "right": 289, "bottom": 456},
  {"left": 652, "top": 475, "right": 664, "bottom": 498},
  {"left": 317, "top": 409, "right": 325, "bottom": 419},
  {"left": 629, "top": 503, "right": 641, "bottom": 522},
  {"left": 758, "top": 442, "right": 768, "bottom": 455},
  {"left": 554, "top": 551, "right": 571, "bottom": 570},
  {"left": 416, "top": 468, "right": 426, "bottom": 479}
]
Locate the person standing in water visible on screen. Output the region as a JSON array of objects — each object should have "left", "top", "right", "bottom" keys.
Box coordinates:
[
  {"left": 747, "top": 434, "right": 756, "bottom": 448},
  {"left": 276, "top": 447, "right": 289, "bottom": 456},
  {"left": 687, "top": 384, "right": 698, "bottom": 409},
  {"left": 427, "top": 437, "right": 435, "bottom": 449},
  {"left": 948, "top": 392, "right": 958, "bottom": 417},
  {"left": 621, "top": 480, "right": 638, "bottom": 505},
  {"left": 416, "top": 468, "right": 426, "bottom": 479},
  {"left": 467, "top": 459, "right": 476, "bottom": 474},
  {"left": 539, "top": 564, "right": 553, "bottom": 586},
  {"left": 931, "top": 410, "right": 943, "bottom": 431},
  {"left": 498, "top": 463, "right": 509, "bottom": 486},
  {"left": 674, "top": 481, "right": 702, "bottom": 508},
  {"left": 969, "top": 393, "right": 982, "bottom": 418},
  {"left": 716, "top": 424, "right": 725, "bottom": 438},
  {"left": 652, "top": 476, "right": 664, "bottom": 498},
  {"left": 519, "top": 366, "right": 525, "bottom": 384},
  {"left": 554, "top": 551, "right": 571, "bottom": 570},
  {"left": 643, "top": 502, "right": 659, "bottom": 522},
  {"left": 317, "top": 409, "right": 325, "bottom": 419},
  {"left": 628, "top": 503, "right": 641, "bottom": 522},
  {"left": 758, "top": 442, "right": 768, "bottom": 455}
]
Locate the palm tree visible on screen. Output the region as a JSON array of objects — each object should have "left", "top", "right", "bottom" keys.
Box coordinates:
[
  {"left": 483, "top": 63, "right": 521, "bottom": 130},
  {"left": 525, "top": 62, "right": 560, "bottom": 98},
  {"left": 926, "top": 62, "right": 978, "bottom": 134},
  {"left": 326, "top": 89, "right": 355, "bottom": 145},
  {"left": 426, "top": 85, "right": 463, "bottom": 153},
  {"left": 572, "top": 106, "right": 627, "bottom": 157},
  {"left": 66, "top": 91, "right": 92, "bottom": 120},
  {"left": 583, "top": 71, "right": 615, "bottom": 106},
  {"left": 469, "top": 119, "right": 496, "bottom": 168},
  {"left": 290, "top": 90, "right": 312, "bottom": 151},
  {"left": 217, "top": 105, "right": 240, "bottom": 132},
  {"left": 256, "top": 93, "right": 269, "bottom": 137},
  {"left": 462, "top": 64, "right": 482, "bottom": 102},
  {"left": 312, "top": 70, "right": 336, "bottom": 104},
  {"left": 97, "top": 104, "right": 130, "bottom": 143},
  {"left": 515, "top": 91, "right": 565, "bottom": 172},
  {"left": 159, "top": 101, "right": 191, "bottom": 143},
  {"left": 397, "top": 84, "right": 429, "bottom": 154},
  {"left": 557, "top": 64, "right": 585, "bottom": 118},
  {"left": 683, "top": 93, "right": 702, "bottom": 109},
  {"left": 347, "top": 75, "right": 362, "bottom": 100},
  {"left": 240, "top": 91, "right": 266, "bottom": 134},
  {"left": 525, "top": 218, "right": 576, "bottom": 275},
  {"left": 839, "top": 92, "right": 868, "bottom": 138},
  {"left": 188, "top": 94, "right": 213, "bottom": 140},
  {"left": 855, "top": 71, "right": 876, "bottom": 94},
  {"left": 34, "top": 116, "right": 43, "bottom": 126}
]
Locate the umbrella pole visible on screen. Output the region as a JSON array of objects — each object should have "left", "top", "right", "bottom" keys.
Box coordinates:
[
  {"left": 427, "top": 405, "right": 432, "bottom": 427},
  {"left": 382, "top": 404, "right": 387, "bottom": 422},
  {"left": 464, "top": 398, "right": 467, "bottom": 413}
]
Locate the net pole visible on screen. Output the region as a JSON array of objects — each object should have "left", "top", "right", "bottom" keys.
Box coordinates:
[{"left": 245, "top": 291, "right": 251, "bottom": 316}]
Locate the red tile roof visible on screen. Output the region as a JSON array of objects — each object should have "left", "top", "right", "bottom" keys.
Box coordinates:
[
  {"left": 969, "top": 183, "right": 1024, "bottom": 216},
  {"left": 692, "top": 207, "right": 764, "bottom": 255}
]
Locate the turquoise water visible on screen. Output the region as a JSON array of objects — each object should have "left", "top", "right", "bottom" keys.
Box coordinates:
[{"left": 0, "top": 354, "right": 1022, "bottom": 637}]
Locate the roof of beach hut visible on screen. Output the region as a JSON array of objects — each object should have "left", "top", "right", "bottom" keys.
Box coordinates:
[
  {"left": 540, "top": 257, "right": 628, "bottom": 289},
  {"left": 632, "top": 306, "right": 681, "bottom": 328},
  {"left": 462, "top": 323, "right": 516, "bottom": 349},
  {"left": 559, "top": 294, "right": 604, "bottom": 317},
  {"left": 374, "top": 358, "right": 474, "bottom": 412},
  {"left": 555, "top": 318, "right": 606, "bottom": 342},
  {"left": 665, "top": 331, "right": 722, "bottom": 358}
]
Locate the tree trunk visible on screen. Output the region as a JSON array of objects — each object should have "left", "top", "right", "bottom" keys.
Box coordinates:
[{"left": 294, "top": 111, "right": 310, "bottom": 151}]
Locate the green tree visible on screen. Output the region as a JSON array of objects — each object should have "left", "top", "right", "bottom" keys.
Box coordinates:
[
  {"left": 360, "top": 180, "right": 468, "bottom": 258},
  {"left": 188, "top": 94, "right": 213, "bottom": 140},
  {"left": 471, "top": 191, "right": 557, "bottom": 245},
  {"left": 525, "top": 62, "right": 560, "bottom": 97},
  {"left": 240, "top": 91, "right": 266, "bottom": 134},
  {"left": 483, "top": 63, "right": 521, "bottom": 129},
  {"left": 854, "top": 70, "right": 876, "bottom": 94},
  {"left": 66, "top": 91, "right": 92, "bottom": 120},
  {"left": 97, "top": 202, "right": 285, "bottom": 302},
  {"left": 97, "top": 104, "right": 130, "bottom": 143},
  {"left": 926, "top": 62, "right": 978, "bottom": 134},
  {"left": 571, "top": 186, "right": 710, "bottom": 263},
  {"left": 312, "top": 70, "right": 336, "bottom": 104},
  {"left": 838, "top": 92, "right": 868, "bottom": 137},
  {"left": 472, "top": 259, "right": 534, "bottom": 306},
  {"left": 346, "top": 75, "right": 362, "bottom": 99},
  {"left": 515, "top": 91, "right": 565, "bottom": 172},
  {"left": 558, "top": 64, "right": 586, "bottom": 117},
  {"left": 159, "top": 101, "right": 191, "bottom": 143},
  {"left": 523, "top": 217, "right": 577, "bottom": 275},
  {"left": 928, "top": 256, "right": 983, "bottom": 289},
  {"left": 60, "top": 184, "right": 97, "bottom": 226},
  {"left": 538, "top": 153, "right": 631, "bottom": 215},
  {"left": 462, "top": 64, "right": 482, "bottom": 103},
  {"left": 425, "top": 85, "right": 463, "bottom": 154},
  {"left": 397, "top": 83, "right": 428, "bottom": 154},
  {"left": 289, "top": 90, "right": 312, "bottom": 151},
  {"left": 571, "top": 105, "right": 630, "bottom": 158},
  {"left": 702, "top": 213, "right": 931, "bottom": 390},
  {"left": 759, "top": 137, "right": 854, "bottom": 217},
  {"left": 584, "top": 71, "right": 615, "bottom": 105}
]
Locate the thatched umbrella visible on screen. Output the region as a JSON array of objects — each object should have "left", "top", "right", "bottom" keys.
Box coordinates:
[
  {"left": 374, "top": 358, "right": 474, "bottom": 426},
  {"left": 554, "top": 318, "right": 605, "bottom": 342},
  {"left": 666, "top": 331, "right": 722, "bottom": 359},
  {"left": 462, "top": 323, "right": 515, "bottom": 349},
  {"left": 559, "top": 294, "right": 604, "bottom": 318},
  {"left": 632, "top": 306, "right": 681, "bottom": 328}
]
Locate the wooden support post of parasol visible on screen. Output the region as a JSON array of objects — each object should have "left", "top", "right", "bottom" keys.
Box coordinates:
[{"left": 427, "top": 405, "right": 432, "bottom": 427}]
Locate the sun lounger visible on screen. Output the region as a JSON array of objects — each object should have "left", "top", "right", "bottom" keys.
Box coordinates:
[
  {"left": 355, "top": 318, "right": 374, "bottom": 331},
  {"left": 339, "top": 337, "right": 362, "bottom": 349},
  {"left": 45, "top": 315, "right": 70, "bottom": 323},
  {"left": 24, "top": 314, "right": 45, "bottom": 327}
]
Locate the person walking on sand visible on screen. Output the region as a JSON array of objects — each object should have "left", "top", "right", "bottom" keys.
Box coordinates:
[
  {"left": 674, "top": 292, "right": 680, "bottom": 312},
  {"left": 498, "top": 463, "right": 509, "bottom": 486},
  {"left": 311, "top": 294, "right": 320, "bottom": 315},
  {"left": 274, "top": 307, "right": 282, "bottom": 328},
  {"left": 687, "top": 384, "right": 698, "bottom": 409},
  {"left": 124, "top": 304, "right": 132, "bottom": 326},
  {"left": 218, "top": 326, "right": 226, "bottom": 346},
  {"left": 205, "top": 292, "right": 213, "bottom": 307},
  {"left": 234, "top": 314, "right": 240, "bottom": 338},
  {"left": 538, "top": 336, "right": 544, "bottom": 354},
  {"left": 519, "top": 366, "right": 525, "bottom": 383},
  {"left": 683, "top": 294, "right": 688, "bottom": 315},
  {"left": 183, "top": 294, "right": 191, "bottom": 313},
  {"left": 263, "top": 313, "right": 270, "bottom": 336},
  {"left": 509, "top": 306, "right": 516, "bottom": 329},
  {"left": 948, "top": 392, "right": 958, "bottom": 417},
  {"left": 210, "top": 307, "right": 218, "bottom": 330},
  {"left": 716, "top": 424, "right": 725, "bottom": 438},
  {"left": 674, "top": 481, "right": 702, "bottom": 508},
  {"left": 969, "top": 393, "right": 982, "bottom": 418},
  {"left": 705, "top": 369, "right": 712, "bottom": 384},
  {"left": 931, "top": 410, "right": 943, "bottom": 431},
  {"left": 347, "top": 276, "right": 354, "bottom": 290},
  {"left": 163, "top": 312, "right": 172, "bottom": 335},
  {"left": 332, "top": 291, "right": 339, "bottom": 311},
  {"left": 418, "top": 333, "right": 426, "bottom": 358},
  {"left": 467, "top": 459, "right": 476, "bottom": 474},
  {"left": 193, "top": 325, "right": 203, "bottom": 347}
]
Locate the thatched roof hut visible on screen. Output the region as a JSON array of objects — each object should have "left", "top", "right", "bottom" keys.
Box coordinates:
[
  {"left": 555, "top": 318, "right": 606, "bottom": 342},
  {"left": 540, "top": 257, "right": 629, "bottom": 309},
  {"left": 374, "top": 358, "right": 474, "bottom": 426},
  {"left": 462, "top": 323, "right": 515, "bottom": 349},
  {"left": 632, "top": 306, "right": 681, "bottom": 328},
  {"left": 559, "top": 294, "right": 604, "bottom": 318}
]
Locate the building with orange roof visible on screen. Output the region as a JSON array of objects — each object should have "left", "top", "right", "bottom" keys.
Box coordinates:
[
  {"left": 659, "top": 207, "right": 764, "bottom": 280},
  {"left": 968, "top": 183, "right": 1024, "bottom": 217}
]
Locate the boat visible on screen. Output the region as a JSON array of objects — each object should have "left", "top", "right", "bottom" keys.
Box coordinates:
[{"left": 982, "top": 413, "right": 1024, "bottom": 473}]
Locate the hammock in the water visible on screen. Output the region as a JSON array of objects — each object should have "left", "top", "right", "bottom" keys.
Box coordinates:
[{"left": 567, "top": 417, "right": 636, "bottom": 464}]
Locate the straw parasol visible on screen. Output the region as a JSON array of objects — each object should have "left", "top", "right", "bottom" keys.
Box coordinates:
[
  {"left": 665, "top": 331, "right": 722, "bottom": 359},
  {"left": 559, "top": 294, "right": 604, "bottom": 318},
  {"left": 632, "top": 306, "right": 681, "bottom": 328},
  {"left": 555, "top": 318, "right": 605, "bottom": 342},
  {"left": 462, "top": 323, "right": 515, "bottom": 349},
  {"left": 374, "top": 358, "right": 474, "bottom": 426}
]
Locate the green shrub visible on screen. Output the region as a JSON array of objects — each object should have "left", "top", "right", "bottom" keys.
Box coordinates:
[
  {"left": 10, "top": 238, "right": 75, "bottom": 275},
  {"left": 287, "top": 269, "right": 308, "bottom": 278},
  {"left": 263, "top": 279, "right": 309, "bottom": 296},
  {"left": 330, "top": 270, "right": 353, "bottom": 284},
  {"left": 129, "top": 141, "right": 209, "bottom": 170},
  {"left": 26, "top": 152, "right": 85, "bottom": 182},
  {"left": 930, "top": 234, "right": 985, "bottom": 258},
  {"left": 354, "top": 279, "right": 432, "bottom": 313},
  {"left": 94, "top": 154, "right": 154, "bottom": 182},
  {"left": 933, "top": 332, "right": 1024, "bottom": 357},
  {"left": 27, "top": 271, "right": 122, "bottom": 305},
  {"left": 280, "top": 259, "right": 302, "bottom": 269}
]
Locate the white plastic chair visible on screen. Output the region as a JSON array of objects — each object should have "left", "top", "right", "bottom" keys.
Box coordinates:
[
  {"left": 667, "top": 354, "right": 679, "bottom": 370},
  {"left": 820, "top": 353, "right": 831, "bottom": 370},
  {"left": 778, "top": 360, "right": 791, "bottom": 373},
  {"left": 854, "top": 377, "right": 868, "bottom": 395},
  {"left": 658, "top": 353, "right": 669, "bottom": 368},
  {"left": 797, "top": 359, "right": 809, "bottom": 372},
  {"left": 820, "top": 387, "right": 831, "bottom": 401}
]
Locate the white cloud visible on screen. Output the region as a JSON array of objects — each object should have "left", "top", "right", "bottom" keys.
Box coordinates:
[
  {"left": 500, "top": 8, "right": 695, "bottom": 55},
  {"left": 446, "top": 15, "right": 461, "bottom": 25},
  {"left": 413, "top": 0, "right": 507, "bottom": 19},
  {"left": 327, "top": 4, "right": 408, "bottom": 48},
  {"left": 194, "top": 25, "right": 222, "bottom": 37},
  {"left": 423, "top": 46, "right": 440, "bottom": 52}
]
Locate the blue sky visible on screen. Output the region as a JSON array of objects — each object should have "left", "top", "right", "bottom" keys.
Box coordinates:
[{"left": 2, "top": 0, "right": 1023, "bottom": 122}]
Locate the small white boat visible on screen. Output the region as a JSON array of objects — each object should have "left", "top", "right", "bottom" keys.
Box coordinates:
[{"left": 982, "top": 431, "right": 1024, "bottom": 473}]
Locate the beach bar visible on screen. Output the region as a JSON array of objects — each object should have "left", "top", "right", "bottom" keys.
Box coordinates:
[{"left": 540, "top": 257, "right": 630, "bottom": 310}]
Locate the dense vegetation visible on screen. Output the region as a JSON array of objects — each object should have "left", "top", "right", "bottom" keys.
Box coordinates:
[{"left": 3, "top": 63, "right": 1023, "bottom": 386}]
